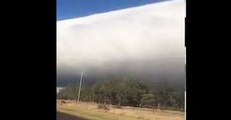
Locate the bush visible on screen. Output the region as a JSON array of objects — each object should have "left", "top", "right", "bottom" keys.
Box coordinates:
[
  {"left": 114, "top": 104, "right": 122, "bottom": 109},
  {"left": 98, "top": 104, "right": 110, "bottom": 110}
]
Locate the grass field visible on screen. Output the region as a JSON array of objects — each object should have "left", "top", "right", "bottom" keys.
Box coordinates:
[{"left": 57, "top": 100, "right": 184, "bottom": 120}]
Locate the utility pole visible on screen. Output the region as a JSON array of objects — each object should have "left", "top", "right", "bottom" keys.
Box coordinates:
[{"left": 77, "top": 71, "right": 83, "bottom": 102}]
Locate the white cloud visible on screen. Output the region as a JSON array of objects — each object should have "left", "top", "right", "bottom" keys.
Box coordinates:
[{"left": 57, "top": 0, "right": 186, "bottom": 72}]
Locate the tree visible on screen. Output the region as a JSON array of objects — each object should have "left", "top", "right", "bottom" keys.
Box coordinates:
[
  {"left": 93, "top": 78, "right": 148, "bottom": 107},
  {"left": 140, "top": 94, "right": 156, "bottom": 108},
  {"left": 57, "top": 85, "right": 78, "bottom": 100},
  {"left": 57, "top": 78, "right": 185, "bottom": 111}
]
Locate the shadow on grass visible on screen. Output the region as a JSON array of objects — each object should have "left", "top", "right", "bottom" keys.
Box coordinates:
[{"left": 57, "top": 111, "right": 91, "bottom": 120}]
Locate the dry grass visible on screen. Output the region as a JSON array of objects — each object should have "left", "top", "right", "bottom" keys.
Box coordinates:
[{"left": 57, "top": 100, "right": 184, "bottom": 120}]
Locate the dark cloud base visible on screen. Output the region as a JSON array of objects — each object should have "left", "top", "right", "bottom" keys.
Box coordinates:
[{"left": 57, "top": 58, "right": 185, "bottom": 87}]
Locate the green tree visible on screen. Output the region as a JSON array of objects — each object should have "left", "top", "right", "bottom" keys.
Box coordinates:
[{"left": 140, "top": 94, "right": 156, "bottom": 108}]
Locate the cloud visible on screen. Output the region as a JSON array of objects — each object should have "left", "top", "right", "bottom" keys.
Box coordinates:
[{"left": 57, "top": 0, "right": 186, "bottom": 85}]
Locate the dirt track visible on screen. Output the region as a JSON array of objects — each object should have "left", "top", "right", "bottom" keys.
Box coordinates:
[{"left": 57, "top": 111, "right": 90, "bottom": 120}]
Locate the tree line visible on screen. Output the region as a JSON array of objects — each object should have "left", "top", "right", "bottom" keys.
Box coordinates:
[{"left": 57, "top": 77, "right": 184, "bottom": 111}]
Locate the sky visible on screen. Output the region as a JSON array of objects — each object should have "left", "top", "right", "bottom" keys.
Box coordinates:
[
  {"left": 57, "top": 0, "right": 186, "bottom": 86},
  {"left": 57, "top": 0, "right": 169, "bottom": 20}
]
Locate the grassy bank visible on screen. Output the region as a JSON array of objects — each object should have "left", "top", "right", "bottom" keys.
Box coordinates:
[{"left": 57, "top": 100, "right": 184, "bottom": 120}]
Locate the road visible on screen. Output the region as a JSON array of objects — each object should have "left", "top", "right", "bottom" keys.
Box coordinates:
[{"left": 57, "top": 111, "right": 90, "bottom": 120}]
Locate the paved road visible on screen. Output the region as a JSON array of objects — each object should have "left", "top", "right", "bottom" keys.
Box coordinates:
[{"left": 57, "top": 111, "right": 90, "bottom": 120}]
